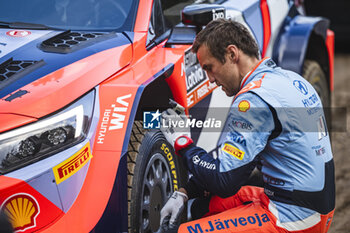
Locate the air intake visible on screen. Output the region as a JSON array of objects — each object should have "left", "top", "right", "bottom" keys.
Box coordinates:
[
  {"left": 0, "top": 58, "right": 45, "bottom": 89},
  {"left": 40, "top": 30, "right": 115, "bottom": 53}
]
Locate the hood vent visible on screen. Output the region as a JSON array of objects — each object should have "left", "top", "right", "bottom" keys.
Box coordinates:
[
  {"left": 40, "top": 30, "right": 116, "bottom": 54},
  {"left": 0, "top": 58, "right": 45, "bottom": 89}
]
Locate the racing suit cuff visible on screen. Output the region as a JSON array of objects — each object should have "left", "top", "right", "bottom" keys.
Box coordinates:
[{"left": 174, "top": 135, "right": 194, "bottom": 156}]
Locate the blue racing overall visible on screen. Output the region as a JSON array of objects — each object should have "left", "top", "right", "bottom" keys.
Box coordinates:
[{"left": 177, "top": 57, "right": 335, "bottom": 233}]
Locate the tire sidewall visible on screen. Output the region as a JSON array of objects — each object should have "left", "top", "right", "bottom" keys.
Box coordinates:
[
  {"left": 130, "top": 129, "right": 186, "bottom": 232},
  {"left": 303, "top": 60, "right": 331, "bottom": 131},
  {"left": 303, "top": 60, "right": 330, "bottom": 108}
]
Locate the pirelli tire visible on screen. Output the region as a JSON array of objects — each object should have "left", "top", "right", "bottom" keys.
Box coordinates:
[
  {"left": 302, "top": 60, "right": 331, "bottom": 130},
  {"left": 127, "top": 121, "right": 187, "bottom": 233}
]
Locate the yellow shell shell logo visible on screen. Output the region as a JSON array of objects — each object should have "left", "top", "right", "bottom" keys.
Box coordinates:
[
  {"left": 238, "top": 100, "right": 250, "bottom": 112},
  {"left": 1, "top": 193, "right": 40, "bottom": 232}
]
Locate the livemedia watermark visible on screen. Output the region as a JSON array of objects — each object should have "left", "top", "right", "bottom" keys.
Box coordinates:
[{"left": 142, "top": 107, "right": 347, "bottom": 133}]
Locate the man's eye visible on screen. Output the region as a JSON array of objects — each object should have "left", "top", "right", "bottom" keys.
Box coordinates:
[{"left": 204, "top": 66, "right": 211, "bottom": 72}]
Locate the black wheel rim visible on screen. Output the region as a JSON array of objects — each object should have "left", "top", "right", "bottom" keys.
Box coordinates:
[{"left": 140, "top": 152, "right": 173, "bottom": 233}]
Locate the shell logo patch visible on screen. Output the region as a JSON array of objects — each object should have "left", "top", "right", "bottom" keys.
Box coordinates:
[
  {"left": 222, "top": 143, "right": 245, "bottom": 160},
  {"left": 238, "top": 100, "right": 250, "bottom": 112},
  {"left": 0, "top": 193, "right": 40, "bottom": 232},
  {"left": 53, "top": 142, "right": 92, "bottom": 184}
]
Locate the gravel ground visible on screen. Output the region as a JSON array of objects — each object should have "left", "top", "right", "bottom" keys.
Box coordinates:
[{"left": 328, "top": 54, "right": 350, "bottom": 233}]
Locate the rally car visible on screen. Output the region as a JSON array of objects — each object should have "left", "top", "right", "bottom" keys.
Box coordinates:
[{"left": 0, "top": 0, "right": 334, "bottom": 232}]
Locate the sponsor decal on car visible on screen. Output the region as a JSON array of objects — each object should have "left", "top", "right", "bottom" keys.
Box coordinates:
[
  {"left": 0, "top": 42, "right": 6, "bottom": 54},
  {"left": 53, "top": 142, "right": 92, "bottom": 184},
  {"left": 6, "top": 30, "right": 31, "bottom": 37},
  {"left": 187, "top": 80, "right": 217, "bottom": 107},
  {"left": 187, "top": 94, "right": 195, "bottom": 107},
  {"left": 183, "top": 48, "right": 217, "bottom": 107},
  {"left": 97, "top": 93, "right": 132, "bottom": 144},
  {"left": 222, "top": 143, "right": 245, "bottom": 160},
  {"left": 184, "top": 49, "right": 207, "bottom": 93},
  {"left": 212, "top": 9, "right": 225, "bottom": 20},
  {"left": 160, "top": 143, "right": 179, "bottom": 191},
  {"left": 0, "top": 193, "right": 40, "bottom": 232},
  {"left": 238, "top": 100, "right": 250, "bottom": 112}
]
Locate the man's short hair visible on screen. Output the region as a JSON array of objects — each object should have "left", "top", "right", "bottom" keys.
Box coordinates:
[{"left": 192, "top": 19, "right": 260, "bottom": 63}]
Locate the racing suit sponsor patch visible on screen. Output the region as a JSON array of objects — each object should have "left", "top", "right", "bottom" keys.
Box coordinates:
[
  {"left": 312, "top": 145, "right": 326, "bottom": 156},
  {"left": 263, "top": 175, "right": 285, "bottom": 186},
  {"left": 238, "top": 100, "right": 250, "bottom": 112},
  {"left": 293, "top": 80, "right": 308, "bottom": 95},
  {"left": 222, "top": 143, "right": 245, "bottom": 160},
  {"left": 192, "top": 155, "right": 216, "bottom": 170},
  {"left": 185, "top": 213, "right": 270, "bottom": 233},
  {"left": 53, "top": 142, "right": 92, "bottom": 184},
  {"left": 315, "top": 147, "right": 326, "bottom": 156},
  {"left": 227, "top": 132, "right": 247, "bottom": 146},
  {"left": 302, "top": 93, "right": 319, "bottom": 107},
  {"left": 229, "top": 120, "right": 253, "bottom": 131}
]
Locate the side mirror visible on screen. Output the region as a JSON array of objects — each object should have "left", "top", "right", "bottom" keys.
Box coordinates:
[
  {"left": 165, "top": 4, "right": 226, "bottom": 47},
  {"left": 166, "top": 25, "right": 197, "bottom": 45},
  {"left": 181, "top": 4, "right": 226, "bottom": 27}
]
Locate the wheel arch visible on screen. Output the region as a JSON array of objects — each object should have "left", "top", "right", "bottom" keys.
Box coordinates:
[
  {"left": 304, "top": 31, "right": 331, "bottom": 91},
  {"left": 134, "top": 64, "right": 175, "bottom": 121},
  {"left": 273, "top": 15, "right": 332, "bottom": 91},
  {"left": 90, "top": 63, "right": 180, "bottom": 232}
]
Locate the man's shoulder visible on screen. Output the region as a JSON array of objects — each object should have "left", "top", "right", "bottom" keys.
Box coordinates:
[{"left": 233, "top": 91, "right": 269, "bottom": 110}]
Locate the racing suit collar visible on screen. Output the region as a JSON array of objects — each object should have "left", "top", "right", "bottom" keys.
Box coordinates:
[{"left": 239, "top": 57, "right": 270, "bottom": 90}]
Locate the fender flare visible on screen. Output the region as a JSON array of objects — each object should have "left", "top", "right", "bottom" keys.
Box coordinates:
[
  {"left": 273, "top": 15, "right": 329, "bottom": 75},
  {"left": 91, "top": 63, "right": 175, "bottom": 232}
]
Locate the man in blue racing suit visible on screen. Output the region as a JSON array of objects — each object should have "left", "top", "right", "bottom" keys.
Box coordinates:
[{"left": 160, "top": 19, "right": 335, "bottom": 233}]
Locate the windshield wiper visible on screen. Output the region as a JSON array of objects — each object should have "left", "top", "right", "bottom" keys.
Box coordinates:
[{"left": 0, "top": 21, "right": 55, "bottom": 30}]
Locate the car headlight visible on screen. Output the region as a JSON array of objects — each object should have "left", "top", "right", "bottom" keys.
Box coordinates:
[{"left": 0, "top": 90, "right": 95, "bottom": 174}]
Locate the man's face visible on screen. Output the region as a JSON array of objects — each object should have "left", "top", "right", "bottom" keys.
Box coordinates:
[{"left": 197, "top": 44, "right": 240, "bottom": 97}]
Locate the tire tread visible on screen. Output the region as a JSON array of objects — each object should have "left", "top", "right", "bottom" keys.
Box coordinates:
[{"left": 127, "top": 121, "right": 146, "bottom": 232}]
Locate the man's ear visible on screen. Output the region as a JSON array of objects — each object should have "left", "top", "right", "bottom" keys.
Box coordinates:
[{"left": 226, "top": 45, "right": 238, "bottom": 63}]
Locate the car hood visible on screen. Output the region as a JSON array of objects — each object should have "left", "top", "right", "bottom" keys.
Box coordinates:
[{"left": 0, "top": 29, "right": 132, "bottom": 131}]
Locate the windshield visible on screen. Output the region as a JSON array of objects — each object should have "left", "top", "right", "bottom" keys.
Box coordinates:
[{"left": 0, "top": 0, "right": 139, "bottom": 31}]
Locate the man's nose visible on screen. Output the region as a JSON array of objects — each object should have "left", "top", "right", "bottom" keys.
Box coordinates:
[{"left": 207, "top": 72, "right": 215, "bottom": 83}]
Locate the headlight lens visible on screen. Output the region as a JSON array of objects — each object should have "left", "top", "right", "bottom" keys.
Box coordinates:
[{"left": 0, "top": 90, "right": 95, "bottom": 174}]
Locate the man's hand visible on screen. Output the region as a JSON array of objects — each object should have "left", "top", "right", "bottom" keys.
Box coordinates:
[
  {"left": 160, "top": 108, "right": 191, "bottom": 147},
  {"left": 160, "top": 190, "right": 188, "bottom": 228}
]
